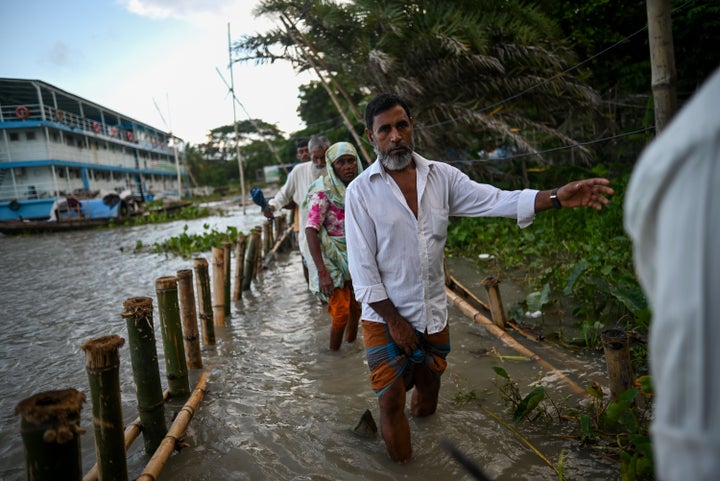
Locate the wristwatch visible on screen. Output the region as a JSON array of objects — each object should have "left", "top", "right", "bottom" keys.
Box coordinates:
[{"left": 550, "top": 189, "right": 562, "bottom": 209}]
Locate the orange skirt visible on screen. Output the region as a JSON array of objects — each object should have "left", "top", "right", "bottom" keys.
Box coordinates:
[{"left": 327, "top": 284, "right": 361, "bottom": 329}]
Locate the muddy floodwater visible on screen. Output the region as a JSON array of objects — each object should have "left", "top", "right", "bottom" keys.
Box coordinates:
[{"left": 0, "top": 202, "right": 618, "bottom": 480}]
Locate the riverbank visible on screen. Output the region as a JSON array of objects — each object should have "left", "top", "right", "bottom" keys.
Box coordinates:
[{"left": 2, "top": 208, "right": 619, "bottom": 480}]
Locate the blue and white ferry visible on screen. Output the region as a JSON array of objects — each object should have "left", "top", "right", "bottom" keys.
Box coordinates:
[{"left": 0, "top": 78, "right": 187, "bottom": 224}]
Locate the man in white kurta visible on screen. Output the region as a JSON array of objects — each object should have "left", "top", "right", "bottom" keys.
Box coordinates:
[
  {"left": 265, "top": 135, "right": 329, "bottom": 281},
  {"left": 624, "top": 67, "right": 720, "bottom": 481}
]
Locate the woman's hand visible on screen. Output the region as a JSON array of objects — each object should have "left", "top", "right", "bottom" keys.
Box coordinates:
[{"left": 318, "top": 268, "right": 334, "bottom": 297}]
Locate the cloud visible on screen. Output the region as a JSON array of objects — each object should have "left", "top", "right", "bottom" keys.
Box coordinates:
[{"left": 118, "top": 0, "right": 272, "bottom": 31}]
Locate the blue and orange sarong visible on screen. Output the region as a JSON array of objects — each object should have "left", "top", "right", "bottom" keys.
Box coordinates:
[{"left": 362, "top": 320, "right": 451, "bottom": 397}]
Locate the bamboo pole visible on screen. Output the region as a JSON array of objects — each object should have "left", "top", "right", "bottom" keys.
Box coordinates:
[
  {"left": 176, "top": 270, "right": 203, "bottom": 369},
  {"left": 155, "top": 276, "right": 191, "bottom": 398},
  {"left": 135, "top": 371, "right": 210, "bottom": 481},
  {"left": 445, "top": 287, "right": 589, "bottom": 398},
  {"left": 243, "top": 230, "right": 258, "bottom": 291},
  {"left": 83, "top": 391, "right": 169, "bottom": 481},
  {"left": 601, "top": 328, "right": 635, "bottom": 402},
  {"left": 448, "top": 271, "right": 606, "bottom": 387},
  {"left": 480, "top": 276, "right": 507, "bottom": 328},
  {"left": 121, "top": 297, "right": 167, "bottom": 454},
  {"left": 253, "top": 226, "right": 263, "bottom": 280},
  {"left": 279, "top": 216, "right": 291, "bottom": 251},
  {"left": 273, "top": 216, "right": 282, "bottom": 250},
  {"left": 261, "top": 225, "right": 295, "bottom": 269},
  {"left": 81, "top": 335, "right": 128, "bottom": 481},
  {"left": 193, "top": 257, "right": 215, "bottom": 346},
  {"left": 223, "top": 242, "right": 232, "bottom": 316},
  {"left": 15, "top": 388, "right": 86, "bottom": 481},
  {"left": 262, "top": 221, "right": 273, "bottom": 258},
  {"left": 233, "top": 234, "right": 248, "bottom": 301},
  {"left": 211, "top": 247, "right": 226, "bottom": 326}
]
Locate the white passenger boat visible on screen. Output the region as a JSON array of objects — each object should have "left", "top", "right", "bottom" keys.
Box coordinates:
[{"left": 0, "top": 78, "right": 187, "bottom": 223}]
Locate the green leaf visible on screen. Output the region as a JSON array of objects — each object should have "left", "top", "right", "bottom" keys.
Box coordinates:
[
  {"left": 526, "top": 284, "right": 551, "bottom": 312},
  {"left": 563, "top": 259, "right": 589, "bottom": 296},
  {"left": 492, "top": 366, "right": 510, "bottom": 379},
  {"left": 513, "top": 386, "right": 545, "bottom": 422},
  {"left": 580, "top": 413, "right": 593, "bottom": 439}
]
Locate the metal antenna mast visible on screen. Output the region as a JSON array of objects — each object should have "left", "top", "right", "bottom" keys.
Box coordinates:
[{"left": 227, "top": 22, "right": 246, "bottom": 214}]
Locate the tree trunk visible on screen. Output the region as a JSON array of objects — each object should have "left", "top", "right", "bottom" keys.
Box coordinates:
[{"left": 646, "top": 0, "right": 677, "bottom": 133}]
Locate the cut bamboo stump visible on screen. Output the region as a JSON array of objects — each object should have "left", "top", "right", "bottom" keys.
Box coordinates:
[
  {"left": 122, "top": 296, "right": 167, "bottom": 454},
  {"left": 233, "top": 235, "right": 248, "bottom": 301},
  {"left": 223, "top": 242, "right": 232, "bottom": 316},
  {"left": 601, "top": 328, "right": 635, "bottom": 402},
  {"left": 211, "top": 247, "right": 225, "bottom": 327},
  {"left": 481, "top": 276, "right": 506, "bottom": 328},
  {"left": 273, "top": 217, "right": 283, "bottom": 251},
  {"left": 135, "top": 371, "right": 210, "bottom": 481},
  {"left": 155, "top": 276, "right": 191, "bottom": 398},
  {"left": 82, "top": 390, "right": 169, "bottom": 481},
  {"left": 176, "top": 270, "right": 203, "bottom": 369},
  {"left": 243, "top": 230, "right": 259, "bottom": 291},
  {"left": 253, "top": 226, "right": 263, "bottom": 280},
  {"left": 193, "top": 257, "right": 215, "bottom": 346},
  {"left": 15, "top": 388, "right": 86, "bottom": 481},
  {"left": 262, "top": 221, "right": 273, "bottom": 257},
  {"left": 81, "top": 335, "right": 128, "bottom": 481}
]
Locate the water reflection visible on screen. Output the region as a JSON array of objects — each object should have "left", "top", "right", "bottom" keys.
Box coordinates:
[{"left": 0, "top": 205, "right": 615, "bottom": 480}]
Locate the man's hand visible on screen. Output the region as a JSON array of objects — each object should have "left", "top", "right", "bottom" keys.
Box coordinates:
[
  {"left": 386, "top": 317, "right": 420, "bottom": 357},
  {"left": 262, "top": 205, "right": 274, "bottom": 219},
  {"left": 557, "top": 178, "right": 614, "bottom": 211},
  {"left": 369, "top": 299, "right": 419, "bottom": 356}
]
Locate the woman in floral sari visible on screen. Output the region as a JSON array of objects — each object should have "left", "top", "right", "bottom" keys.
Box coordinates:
[{"left": 301, "top": 142, "right": 363, "bottom": 350}]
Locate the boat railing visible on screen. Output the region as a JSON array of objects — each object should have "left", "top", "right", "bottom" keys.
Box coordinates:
[
  {"left": 0, "top": 180, "right": 61, "bottom": 201},
  {"left": 2, "top": 104, "right": 175, "bottom": 154}
]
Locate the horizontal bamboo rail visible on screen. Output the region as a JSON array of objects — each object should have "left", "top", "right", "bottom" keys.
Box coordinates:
[
  {"left": 136, "top": 371, "right": 210, "bottom": 481},
  {"left": 445, "top": 286, "right": 589, "bottom": 399}
]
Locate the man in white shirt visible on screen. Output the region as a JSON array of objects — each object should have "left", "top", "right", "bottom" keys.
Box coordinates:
[
  {"left": 345, "top": 93, "right": 614, "bottom": 463},
  {"left": 625, "top": 67, "right": 720, "bottom": 481},
  {"left": 265, "top": 135, "right": 330, "bottom": 282}
]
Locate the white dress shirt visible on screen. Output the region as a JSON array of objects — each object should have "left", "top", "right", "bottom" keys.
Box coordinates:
[
  {"left": 346, "top": 153, "right": 538, "bottom": 334},
  {"left": 624, "top": 67, "right": 720, "bottom": 481},
  {"left": 269, "top": 161, "right": 325, "bottom": 246}
]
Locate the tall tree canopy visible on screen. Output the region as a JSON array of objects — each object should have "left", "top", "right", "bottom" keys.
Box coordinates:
[{"left": 238, "top": 0, "right": 601, "bottom": 167}]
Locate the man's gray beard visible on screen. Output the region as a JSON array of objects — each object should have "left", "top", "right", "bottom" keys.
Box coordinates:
[{"left": 376, "top": 144, "right": 414, "bottom": 171}]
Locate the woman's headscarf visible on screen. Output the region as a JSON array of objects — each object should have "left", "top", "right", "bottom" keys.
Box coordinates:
[
  {"left": 300, "top": 142, "right": 363, "bottom": 301},
  {"left": 311, "top": 141, "right": 363, "bottom": 210}
]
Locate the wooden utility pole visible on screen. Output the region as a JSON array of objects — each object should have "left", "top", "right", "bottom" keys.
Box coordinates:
[
  {"left": 227, "top": 23, "right": 246, "bottom": 213},
  {"left": 280, "top": 16, "right": 374, "bottom": 166},
  {"left": 646, "top": 0, "right": 678, "bottom": 133}
]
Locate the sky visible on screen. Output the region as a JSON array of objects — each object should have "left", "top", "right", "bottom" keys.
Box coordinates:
[{"left": 0, "top": 0, "right": 315, "bottom": 145}]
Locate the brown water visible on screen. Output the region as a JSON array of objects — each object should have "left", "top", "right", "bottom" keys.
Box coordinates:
[{"left": 0, "top": 203, "right": 617, "bottom": 480}]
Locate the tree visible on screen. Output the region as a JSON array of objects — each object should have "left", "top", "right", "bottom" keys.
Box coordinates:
[
  {"left": 240, "top": 0, "right": 603, "bottom": 174},
  {"left": 187, "top": 119, "right": 287, "bottom": 186}
]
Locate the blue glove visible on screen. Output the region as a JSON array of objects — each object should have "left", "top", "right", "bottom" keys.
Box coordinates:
[{"left": 250, "top": 186, "right": 267, "bottom": 210}]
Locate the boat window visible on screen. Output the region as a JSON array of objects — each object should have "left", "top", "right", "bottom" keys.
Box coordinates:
[
  {"left": 26, "top": 132, "right": 36, "bottom": 141},
  {"left": 9, "top": 132, "right": 19, "bottom": 141}
]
